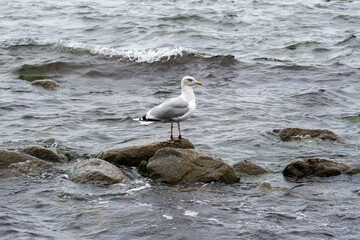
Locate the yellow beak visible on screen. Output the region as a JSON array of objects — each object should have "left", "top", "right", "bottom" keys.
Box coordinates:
[{"left": 196, "top": 81, "right": 203, "bottom": 86}]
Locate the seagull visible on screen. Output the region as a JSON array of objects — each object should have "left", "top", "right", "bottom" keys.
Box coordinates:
[{"left": 134, "top": 76, "right": 203, "bottom": 140}]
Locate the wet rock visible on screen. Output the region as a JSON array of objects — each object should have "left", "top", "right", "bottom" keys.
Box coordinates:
[
  {"left": 233, "top": 160, "right": 272, "bottom": 176},
  {"left": 21, "top": 145, "right": 67, "bottom": 163},
  {"left": 278, "top": 128, "right": 344, "bottom": 142},
  {"left": 9, "top": 159, "right": 58, "bottom": 178},
  {"left": 147, "top": 148, "right": 239, "bottom": 184},
  {"left": 72, "top": 158, "right": 129, "bottom": 185},
  {"left": 0, "top": 149, "right": 40, "bottom": 169},
  {"left": 102, "top": 139, "right": 194, "bottom": 167},
  {"left": 283, "top": 158, "right": 354, "bottom": 179},
  {"left": 31, "top": 79, "right": 63, "bottom": 90}
]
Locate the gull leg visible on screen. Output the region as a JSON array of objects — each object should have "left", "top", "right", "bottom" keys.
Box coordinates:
[
  {"left": 170, "top": 123, "right": 174, "bottom": 140},
  {"left": 178, "top": 122, "right": 188, "bottom": 140}
]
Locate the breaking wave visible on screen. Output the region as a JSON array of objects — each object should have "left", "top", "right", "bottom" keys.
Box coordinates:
[
  {"left": 5, "top": 38, "right": 239, "bottom": 67},
  {"left": 57, "top": 41, "right": 197, "bottom": 63}
]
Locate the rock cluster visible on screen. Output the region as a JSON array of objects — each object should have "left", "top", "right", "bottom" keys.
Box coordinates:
[{"left": 2, "top": 127, "right": 358, "bottom": 187}]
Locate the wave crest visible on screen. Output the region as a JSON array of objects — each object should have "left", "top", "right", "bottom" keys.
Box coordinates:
[{"left": 57, "top": 42, "right": 193, "bottom": 63}]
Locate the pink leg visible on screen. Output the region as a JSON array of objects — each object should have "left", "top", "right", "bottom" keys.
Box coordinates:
[
  {"left": 177, "top": 122, "right": 188, "bottom": 140},
  {"left": 170, "top": 123, "right": 174, "bottom": 140}
]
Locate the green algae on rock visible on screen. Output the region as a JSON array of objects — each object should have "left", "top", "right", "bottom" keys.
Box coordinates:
[{"left": 138, "top": 160, "right": 148, "bottom": 178}]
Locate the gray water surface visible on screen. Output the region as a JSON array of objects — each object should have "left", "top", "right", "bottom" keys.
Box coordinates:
[{"left": 1, "top": 0, "right": 360, "bottom": 239}]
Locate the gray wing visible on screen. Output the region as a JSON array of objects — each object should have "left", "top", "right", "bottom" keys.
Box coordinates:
[{"left": 147, "top": 96, "right": 190, "bottom": 121}]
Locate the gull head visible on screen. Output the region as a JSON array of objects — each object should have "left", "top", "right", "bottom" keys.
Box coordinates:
[{"left": 181, "top": 76, "right": 203, "bottom": 87}]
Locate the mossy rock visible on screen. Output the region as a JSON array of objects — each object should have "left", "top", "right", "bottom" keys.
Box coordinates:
[
  {"left": 56, "top": 148, "right": 73, "bottom": 161},
  {"left": 346, "top": 114, "right": 360, "bottom": 122},
  {"left": 138, "top": 160, "right": 148, "bottom": 177}
]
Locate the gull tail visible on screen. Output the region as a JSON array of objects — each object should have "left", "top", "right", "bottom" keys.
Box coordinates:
[{"left": 133, "top": 115, "right": 158, "bottom": 125}]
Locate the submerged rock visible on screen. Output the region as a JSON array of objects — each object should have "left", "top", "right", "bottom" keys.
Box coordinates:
[
  {"left": 0, "top": 149, "right": 40, "bottom": 169},
  {"left": 102, "top": 139, "right": 194, "bottom": 167},
  {"left": 147, "top": 148, "right": 239, "bottom": 184},
  {"left": 346, "top": 113, "right": 360, "bottom": 122},
  {"left": 9, "top": 159, "right": 58, "bottom": 178},
  {"left": 0, "top": 169, "right": 14, "bottom": 179},
  {"left": 283, "top": 158, "right": 354, "bottom": 179},
  {"left": 21, "top": 145, "right": 67, "bottom": 163},
  {"left": 257, "top": 182, "right": 292, "bottom": 193},
  {"left": 31, "top": 79, "right": 63, "bottom": 90},
  {"left": 72, "top": 158, "right": 129, "bottom": 185},
  {"left": 233, "top": 160, "right": 272, "bottom": 176},
  {"left": 278, "top": 128, "right": 344, "bottom": 142}
]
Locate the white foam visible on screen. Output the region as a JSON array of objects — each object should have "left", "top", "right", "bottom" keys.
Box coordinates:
[
  {"left": 138, "top": 203, "right": 152, "bottom": 207},
  {"left": 184, "top": 210, "right": 198, "bottom": 217},
  {"left": 162, "top": 215, "right": 173, "bottom": 220},
  {"left": 126, "top": 183, "right": 151, "bottom": 194},
  {"left": 59, "top": 41, "right": 192, "bottom": 63},
  {"left": 295, "top": 212, "right": 307, "bottom": 220},
  {"left": 208, "top": 218, "right": 222, "bottom": 224}
]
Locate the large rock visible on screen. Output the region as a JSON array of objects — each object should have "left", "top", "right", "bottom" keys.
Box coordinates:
[
  {"left": 233, "top": 160, "right": 272, "bottom": 176},
  {"left": 283, "top": 158, "right": 354, "bottom": 178},
  {"left": 0, "top": 149, "right": 41, "bottom": 169},
  {"left": 278, "top": 128, "right": 344, "bottom": 142},
  {"left": 72, "top": 158, "right": 129, "bottom": 185},
  {"left": 102, "top": 139, "right": 194, "bottom": 167},
  {"left": 147, "top": 148, "right": 239, "bottom": 184},
  {"left": 21, "top": 145, "right": 67, "bottom": 163},
  {"left": 9, "top": 159, "right": 58, "bottom": 178}
]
